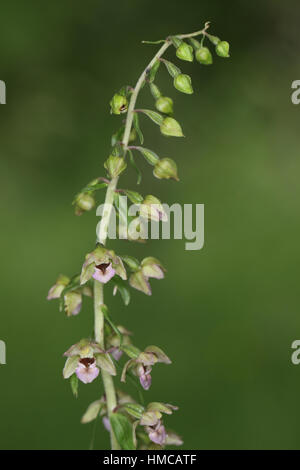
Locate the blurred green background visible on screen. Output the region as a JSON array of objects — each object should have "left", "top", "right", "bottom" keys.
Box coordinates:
[{"left": 1, "top": 0, "right": 300, "bottom": 450}]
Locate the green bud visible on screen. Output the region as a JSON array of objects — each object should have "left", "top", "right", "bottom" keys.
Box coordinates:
[
  {"left": 160, "top": 117, "right": 184, "bottom": 137},
  {"left": 75, "top": 192, "right": 95, "bottom": 215},
  {"left": 155, "top": 96, "right": 173, "bottom": 114},
  {"left": 140, "top": 195, "right": 167, "bottom": 222},
  {"left": 174, "top": 74, "right": 193, "bottom": 95},
  {"left": 176, "top": 42, "right": 194, "bottom": 62},
  {"left": 216, "top": 40, "right": 230, "bottom": 58},
  {"left": 129, "top": 270, "right": 151, "bottom": 296},
  {"left": 195, "top": 46, "right": 213, "bottom": 65},
  {"left": 153, "top": 158, "right": 179, "bottom": 181},
  {"left": 104, "top": 155, "right": 127, "bottom": 178},
  {"left": 110, "top": 94, "right": 128, "bottom": 115}
]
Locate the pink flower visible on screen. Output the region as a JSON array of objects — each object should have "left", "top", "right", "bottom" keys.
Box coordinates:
[
  {"left": 148, "top": 421, "right": 167, "bottom": 446},
  {"left": 92, "top": 263, "right": 115, "bottom": 284},
  {"left": 75, "top": 358, "right": 99, "bottom": 384},
  {"left": 138, "top": 365, "right": 152, "bottom": 390}
]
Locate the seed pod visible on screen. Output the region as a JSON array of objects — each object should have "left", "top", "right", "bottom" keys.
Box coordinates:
[
  {"left": 216, "top": 41, "right": 230, "bottom": 58},
  {"left": 195, "top": 46, "right": 213, "bottom": 65},
  {"left": 110, "top": 94, "right": 128, "bottom": 115},
  {"left": 176, "top": 42, "right": 194, "bottom": 62},
  {"left": 173, "top": 74, "right": 193, "bottom": 94},
  {"left": 155, "top": 96, "right": 173, "bottom": 114},
  {"left": 160, "top": 117, "right": 184, "bottom": 137},
  {"left": 104, "top": 155, "right": 127, "bottom": 178},
  {"left": 153, "top": 158, "right": 179, "bottom": 181}
]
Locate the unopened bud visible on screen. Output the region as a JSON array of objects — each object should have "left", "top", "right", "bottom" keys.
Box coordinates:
[
  {"left": 160, "top": 117, "right": 184, "bottom": 137},
  {"left": 155, "top": 96, "right": 173, "bottom": 114},
  {"left": 75, "top": 192, "right": 95, "bottom": 215},
  {"left": 174, "top": 74, "right": 193, "bottom": 94},
  {"left": 110, "top": 94, "right": 128, "bottom": 115},
  {"left": 153, "top": 158, "right": 178, "bottom": 181},
  {"left": 216, "top": 41, "right": 230, "bottom": 58},
  {"left": 104, "top": 155, "right": 127, "bottom": 178},
  {"left": 176, "top": 42, "right": 194, "bottom": 62},
  {"left": 195, "top": 47, "right": 213, "bottom": 65},
  {"left": 140, "top": 195, "right": 167, "bottom": 222}
]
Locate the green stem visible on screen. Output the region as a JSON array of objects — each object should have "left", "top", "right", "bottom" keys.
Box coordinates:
[{"left": 94, "top": 24, "right": 209, "bottom": 450}]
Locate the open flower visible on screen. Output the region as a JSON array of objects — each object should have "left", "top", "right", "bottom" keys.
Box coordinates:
[
  {"left": 75, "top": 358, "right": 99, "bottom": 384},
  {"left": 121, "top": 345, "right": 171, "bottom": 390},
  {"left": 63, "top": 339, "right": 116, "bottom": 384},
  {"left": 129, "top": 257, "right": 166, "bottom": 296},
  {"left": 80, "top": 245, "right": 126, "bottom": 285}
]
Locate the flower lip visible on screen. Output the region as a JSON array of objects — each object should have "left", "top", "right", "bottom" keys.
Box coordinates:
[
  {"left": 96, "top": 263, "right": 111, "bottom": 274},
  {"left": 79, "top": 357, "right": 95, "bottom": 368}
]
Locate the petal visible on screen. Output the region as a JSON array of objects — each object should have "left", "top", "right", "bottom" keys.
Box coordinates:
[
  {"left": 149, "top": 424, "right": 167, "bottom": 445},
  {"left": 102, "top": 416, "right": 111, "bottom": 432},
  {"left": 140, "top": 372, "right": 152, "bottom": 390},
  {"left": 75, "top": 362, "right": 99, "bottom": 384},
  {"left": 92, "top": 265, "right": 115, "bottom": 284}
]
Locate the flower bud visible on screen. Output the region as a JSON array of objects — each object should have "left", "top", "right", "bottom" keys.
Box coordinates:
[
  {"left": 141, "top": 257, "right": 165, "bottom": 279},
  {"left": 216, "top": 41, "right": 230, "bottom": 58},
  {"left": 176, "top": 42, "right": 194, "bottom": 62},
  {"left": 160, "top": 117, "right": 184, "bottom": 137},
  {"left": 110, "top": 94, "right": 128, "bottom": 115},
  {"left": 155, "top": 96, "right": 173, "bottom": 114},
  {"left": 75, "top": 192, "right": 95, "bottom": 215},
  {"left": 153, "top": 158, "right": 179, "bottom": 181},
  {"left": 129, "top": 270, "right": 151, "bottom": 296},
  {"left": 104, "top": 155, "right": 127, "bottom": 178},
  {"left": 195, "top": 46, "right": 213, "bottom": 65},
  {"left": 174, "top": 74, "right": 193, "bottom": 94},
  {"left": 140, "top": 195, "right": 167, "bottom": 222}
]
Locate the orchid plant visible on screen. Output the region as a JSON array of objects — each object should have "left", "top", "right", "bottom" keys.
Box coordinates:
[{"left": 48, "top": 23, "right": 229, "bottom": 450}]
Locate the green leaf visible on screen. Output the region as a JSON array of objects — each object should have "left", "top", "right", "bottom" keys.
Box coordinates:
[
  {"left": 70, "top": 374, "right": 79, "bottom": 398},
  {"left": 100, "top": 305, "right": 123, "bottom": 347},
  {"left": 123, "top": 190, "right": 144, "bottom": 205},
  {"left": 110, "top": 413, "right": 135, "bottom": 450},
  {"left": 112, "top": 277, "right": 131, "bottom": 306},
  {"left": 128, "top": 149, "right": 142, "bottom": 184},
  {"left": 148, "top": 60, "right": 160, "bottom": 83},
  {"left": 133, "top": 113, "right": 144, "bottom": 145},
  {"left": 162, "top": 59, "right": 181, "bottom": 78},
  {"left": 138, "top": 109, "right": 164, "bottom": 126},
  {"left": 132, "top": 146, "right": 159, "bottom": 166}
]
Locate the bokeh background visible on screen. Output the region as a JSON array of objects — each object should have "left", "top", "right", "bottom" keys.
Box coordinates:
[{"left": 1, "top": 0, "right": 300, "bottom": 450}]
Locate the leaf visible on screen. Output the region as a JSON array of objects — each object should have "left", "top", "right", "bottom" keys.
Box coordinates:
[
  {"left": 112, "top": 277, "right": 131, "bottom": 306},
  {"left": 148, "top": 60, "right": 160, "bottom": 83},
  {"left": 133, "top": 113, "right": 144, "bottom": 144},
  {"left": 123, "top": 190, "right": 144, "bottom": 204},
  {"left": 110, "top": 413, "right": 136, "bottom": 450},
  {"left": 138, "top": 109, "right": 164, "bottom": 126},
  {"left": 81, "top": 400, "right": 103, "bottom": 424},
  {"left": 100, "top": 305, "right": 123, "bottom": 347},
  {"left": 132, "top": 146, "right": 159, "bottom": 166},
  {"left": 128, "top": 150, "right": 142, "bottom": 184},
  {"left": 70, "top": 374, "right": 79, "bottom": 398}
]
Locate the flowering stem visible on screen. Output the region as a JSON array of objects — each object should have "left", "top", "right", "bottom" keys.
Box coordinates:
[{"left": 94, "top": 25, "right": 209, "bottom": 450}]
